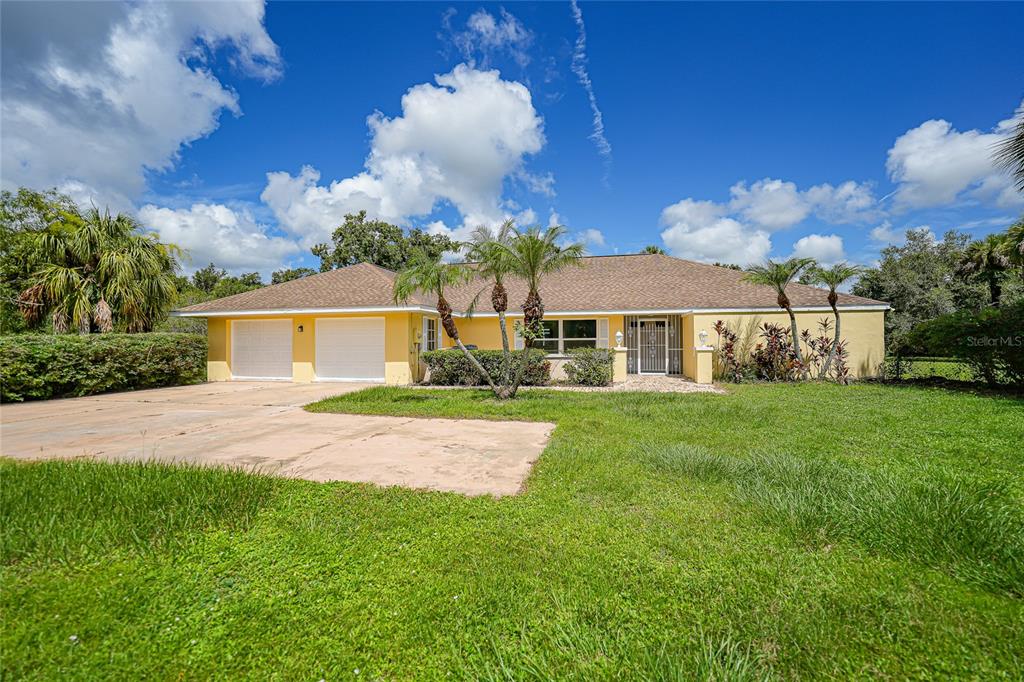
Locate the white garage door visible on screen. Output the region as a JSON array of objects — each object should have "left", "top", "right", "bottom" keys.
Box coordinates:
[
  {"left": 231, "top": 319, "right": 293, "bottom": 380},
  {"left": 316, "top": 317, "right": 385, "bottom": 381}
]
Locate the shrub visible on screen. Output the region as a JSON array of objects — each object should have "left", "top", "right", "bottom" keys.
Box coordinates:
[
  {"left": 421, "top": 348, "right": 550, "bottom": 386},
  {"left": 903, "top": 301, "right": 1024, "bottom": 386},
  {"left": 0, "top": 333, "right": 207, "bottom": 402},
  {"left": 563, "top": 347, "right": 614, "bottom": 386}
]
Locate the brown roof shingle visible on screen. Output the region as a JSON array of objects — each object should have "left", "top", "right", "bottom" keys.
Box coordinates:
[{"left": 176, "top": 254, "right": 886, "bottom": 315}]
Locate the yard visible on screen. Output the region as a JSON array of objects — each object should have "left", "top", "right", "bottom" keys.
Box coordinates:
[{"left": 2, "top": 383, "right": 1022, "bottom": 679}]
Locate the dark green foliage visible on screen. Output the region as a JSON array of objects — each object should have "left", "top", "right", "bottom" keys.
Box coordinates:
[
  {"left": 271, "top": 267, "right": 316, "bottom": 284},
  {"left": 902, "top": 301, "right": 1023, "bottom": 385},
  {"left": 312, "top": 210, "right": 456, "bottom": 272},
  {"left": 190, "top": 262, "right": 227, "bottom": 293},
  {"left": 0, "top": 333, "right": 206, "bottom": 402},
  {"left": 0, "top": 459, "right": 275, "bottom": 567},
  {"left": 652, "top": 446, "right": 1024, "bottom": 595},
  {"left": 421, "top": 348, "right": 550, "bottom": 386},
  {"left": 563, "top": 347, "right": 613, "bottom": 386}
]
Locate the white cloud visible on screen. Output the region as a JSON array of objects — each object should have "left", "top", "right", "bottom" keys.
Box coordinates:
[
  {"left": 1, "top": 1, "right": 280, "bottom": 209},
  {"left": 444, "top": 8, "right": 533, "bottom": 68},
  {"left": 569, "top": 0, "right": 612, "bottom": 168},
  {"left": 140, "top": 203, "right": 299, "bottom": 275},
  {"left": 728, "top": 178, "right": 878, "bottom": 230},
  {"left": 659, "top": 199, "right": 771, "bottom": 266},
  {"left": 869, "top": 221, "right": 902, "bottom": 245},
  {"left": 790, "top": 233, "right": 845, "bottom": 266},
  {"left": 729, "top": 179, "right": 809, "bottom": 230},
  {"left": 261, "top": 64, "right": 547, "bottom": 246},
  {"left": 568, "top": 227, "right": 605, "bottom": 253},
  {"left": 886, "top": 103, "right": 1024, "bottom": 210}
]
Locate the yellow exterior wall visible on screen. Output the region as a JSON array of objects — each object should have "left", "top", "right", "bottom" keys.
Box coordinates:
[
  {"left": 681, "top": 315, "right": 695, "bottom": 379},
  {"left": 207, "top": 318, "right": 231, "bottom": 381},
  {"left": 688, "top": 309, "right": 886, "bottom": 378},
  {"left": 445, "top": 314, "right": 625, "bottom": 350},
  {"left": 205, "top": 312, "right": 417, "bottom": 384}
]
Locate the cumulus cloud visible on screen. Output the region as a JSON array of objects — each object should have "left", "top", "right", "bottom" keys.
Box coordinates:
[
  {"left": 569, "top": 0, "right": 612, "bottom": 168},
  {"left": 659, "top": 199, "right": 771, "bottom": 266},
  {"left": 443, "top": 7, "right": 533, "bottom": 68},
  {"left": 790, "top": 233, "right": 845, "bottom": 266},
  {"left": 869, "top": 221, "right": 902, "bottom": 245},
  {"left": 0, "top": 0, "right": 280, "bottom": 209},
  {"left": 139, "top": 203, "right": 299, "bottom": 275},
  {"left": 886, "top": 103, "right": 1024, "bottom": 209},
  {"left": 728, "top": 178, "right": 879, "bottom": 230},
  {"left": 261, "top": 64, "right": 547, "bottom": 246}
]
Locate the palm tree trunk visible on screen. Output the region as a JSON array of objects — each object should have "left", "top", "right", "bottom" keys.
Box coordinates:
[
  {"left": 822, "top": 303, "right": 840, "bottom": 379},
  {"left": 786, "top": 305, "right": 808, "bottom": 378},
  {"left": 437, "top": 296, "right": 498, "bottom": 394},
  {"left": 492, "top": 281, "right": 511, "bottom": 384},
  {"left": 989, "top": 277, "right": 1002, "bottom": 307},
  {"left": 506, "top": 340, "right": 535, "bottom": 399}
]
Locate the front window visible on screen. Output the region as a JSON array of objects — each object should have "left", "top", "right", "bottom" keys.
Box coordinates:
[
  {"left": 534, "top": 319, "right": 597, "bottom": 354},
  {"left": 426, "top": 318, "right": 438, "bottom": 351}
]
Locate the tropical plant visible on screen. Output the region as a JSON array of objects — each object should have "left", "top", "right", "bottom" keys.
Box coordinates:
[
  {"left": 998, "top": 219, "right": 1024, "bottom": 268},
  {"left": 642, "top": 245, "right": 665, "bottom": 254},
  {"left": 466, "top": 220, "right": 516, "bottom": 367},
  {"left": 751, "top": 323, "right": 801, "bottom": 381},
  {"left": 271, "top": 267, "right": 316, "bottom": 285},
  {"left": 808, "top": 262, "right": 862, "bottom": 376},
  {"left": 992, "top": 104, "right": 1024, "bottom": 193},
  {"left": 742, "top": 257, "right": 816, "bottom": 367},
  {"left": 312, "top": 210, "right": 455, "bottom": 272},
  {"left": 959, "top": 234, "right": 1012, "bottom": 307},
  {"left": 494, "top": 225, "right": 585, "bottom": 396},
  {"left": 18, "top": 207, "right": 180, "bottom": 333},
  {"left": 393, "top": 250, "right": 498, "bottom": 393}
]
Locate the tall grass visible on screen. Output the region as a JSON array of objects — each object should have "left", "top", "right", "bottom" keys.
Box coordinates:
[
  {"left": 651, "top": 446, "right": 1024, "bottom": 596},
  {"left": 0, "top": 459, "right": 275, "bottom": 567}
]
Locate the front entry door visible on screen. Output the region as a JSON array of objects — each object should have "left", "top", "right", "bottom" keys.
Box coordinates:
[{"left": 639, "top": 319, "right": 667, "bottom": 374}]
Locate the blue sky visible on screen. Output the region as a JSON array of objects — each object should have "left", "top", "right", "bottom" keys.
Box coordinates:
[{"left": 2, "top": 1, "right": 1022, "bottom": 276}]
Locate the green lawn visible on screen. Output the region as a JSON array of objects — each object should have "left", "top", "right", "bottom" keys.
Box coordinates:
[{"left": 3, "top": 383, "right": 1023, "bottom": 679}]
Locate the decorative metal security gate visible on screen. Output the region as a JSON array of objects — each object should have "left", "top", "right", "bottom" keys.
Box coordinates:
[{"left": 626, "top": 315, "right": 682, "bottom": 374}]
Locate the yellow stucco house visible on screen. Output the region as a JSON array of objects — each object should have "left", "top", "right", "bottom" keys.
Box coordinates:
[{"left": 174, "top": 254, "right": 889, "bottom": 385}]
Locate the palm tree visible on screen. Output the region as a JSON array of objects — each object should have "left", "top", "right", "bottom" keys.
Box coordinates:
[
  {"left": 993, "top": 106, "right": 1024, "bottom": 193},
  {"left": 466, "top": 220, "right": 516, "bottom": 358},
  {"left": 808, "top": 262, "right": 862, "bottom": 378},
  {"left": 19, "top": 207, "right": 179, "bottom": 333},
  {"left": 959, "top": 233, "right": 1011, "bottom": 306},
  {"left": 392, "top": 250, "right": 498, "bottom": 393},
  {"left": 495, "top": 225, "right": 584, "bottom": 395},
  {"left": 999, "top": 219, "right": 1024, "bottom": 268},
  {"left": 742, "top": 257, "right": 816, "bottom": 366},
  {"left": 642, "top": 245, "right": 665, "bottom": 254}
]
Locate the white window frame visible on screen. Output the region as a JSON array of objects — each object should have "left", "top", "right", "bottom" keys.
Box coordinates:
[
  {"left": 518, "top": 319, "right": 608, "bottom": 355},
  {"left": 422, "top": 316, "right": 440, "bottom": 352}
]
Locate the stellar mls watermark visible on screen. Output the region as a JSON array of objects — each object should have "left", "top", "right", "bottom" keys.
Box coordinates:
[{"left": 967, "top": 335, "right": 1023, "bottom": 347}]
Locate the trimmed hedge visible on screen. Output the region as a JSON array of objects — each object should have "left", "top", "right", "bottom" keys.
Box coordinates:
[
  {"left": 422, "top": 348, "right": 550, "bottom": 386},
  {"left": 564, "top": 347, "right": 614, "bottom": 386},
  {"left": 1, "top": 333, "right": 207, "bottom": 402}
]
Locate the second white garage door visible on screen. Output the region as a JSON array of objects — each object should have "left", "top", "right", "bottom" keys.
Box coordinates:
[{"left": 315, "top": 317, "right": 386, "bottom": 381}]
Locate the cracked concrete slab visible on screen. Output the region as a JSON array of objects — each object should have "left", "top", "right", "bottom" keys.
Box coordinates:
[{"left": 0, "top": 383, "right": 554, "bottom": 497}]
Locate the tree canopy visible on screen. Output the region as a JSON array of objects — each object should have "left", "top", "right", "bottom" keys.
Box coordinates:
[{"left": 312, "top": 211, "right": 456, "bottom": 272}]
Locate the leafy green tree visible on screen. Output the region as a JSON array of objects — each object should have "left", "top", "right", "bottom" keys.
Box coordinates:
[
  {"left": 998, "top": 218, "right": 1023, "bottom": 268},
  {"left": 853, "top": 228, "right": 990, "bottom": 345},
  {"left": 392, "top": 251, "right": 496, "bottom": 391},
  {"left": 808, "top": 262, "right": 862, "bottom": 376},
  {"left": 18, "top": 206, "right": 180, "bottom": 333},
  {"left": 993, "top": 105, "right": 1024, "bottom": 192},
  {"left": 743, "top": 257, "right": 816, "bottom": 366},
  {"left": 1, "top": 189, "right": 80, "bottom": 333},
  {"left": 713, "top": 262, "right": 743, "bottom": 271},
  {"left": 271, "top": 267, "right": 316, "bottom": 285},
  {"left": 959, "top": 233, "right": 1011, "bottom": 306},
  {"left": 191, "top": 263, "right": 226, "bottom": 293},
  {"left": 642, "top": 245, "right": 665, "bottom": 254},
  {"left": 494, "top": 225, "right": 585, "bottom": 396},
  {"left": 312, "top": 211, "right": 456, "bottom": 272},
  {"left": 211, "top": 273, "right": 263, "bottom": 299}
]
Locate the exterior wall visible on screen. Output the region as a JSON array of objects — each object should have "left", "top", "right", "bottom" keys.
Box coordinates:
[
  {"left": 205, "top": 312, "right": 417, "bottom": 384},
  {"left": 681, "top": 315, "right": 695, "bottom": 379},
  {"left": 443, "top": 314, "right": 626, "bottom": 381},
  {"left": 687, "top": 309, "right": 886, "bottom": 379}
]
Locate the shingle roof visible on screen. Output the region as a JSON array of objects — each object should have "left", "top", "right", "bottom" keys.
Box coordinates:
[
  {"left": 176, "top": 262, "right": 434, "bottom": 313},
  {"left": 175, "top": 254, "right": 886, "bottom": 315}
]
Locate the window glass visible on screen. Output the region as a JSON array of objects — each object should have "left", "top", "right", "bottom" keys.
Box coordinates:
[
  {"left": 539, "top": 320, "right": 559, "bottom": 340},
  {"left": 563, "top": 319, "right": 596, "bottom": 338},
  {"left": 564, "top": 339, "right": 597, "bottom": 350},
  {"left": 426, "top": 318, "right": 437, "bottom": 351},
  {"left": 536, "top": 339, "right": 560, "bottom": 353}
]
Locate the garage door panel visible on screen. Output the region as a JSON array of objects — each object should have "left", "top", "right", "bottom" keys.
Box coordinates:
[
  {"left": 232, "top": 320, "right": 292, "bottom": 379},
  {"left": 316, "top": 318, "right": 385, "bottom": 381}
]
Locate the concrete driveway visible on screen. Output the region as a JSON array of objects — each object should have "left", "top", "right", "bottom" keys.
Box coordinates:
[{"left": 0, "top": 382, "right": 554, "bottom": 496}]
